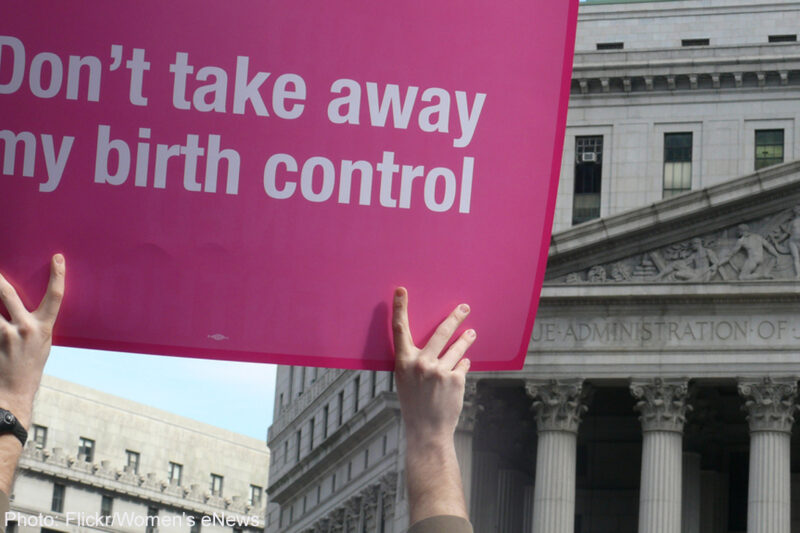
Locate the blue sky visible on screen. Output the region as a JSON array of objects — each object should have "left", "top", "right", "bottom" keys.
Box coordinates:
[{"left": 44, "top": 346, "right": 277, "bottom": 442}]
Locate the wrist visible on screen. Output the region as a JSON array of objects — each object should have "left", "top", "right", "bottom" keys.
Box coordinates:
[
  {"left": 0, "top": 398, "right": 33, "bottom": 430},
  {"left": 405, "top": 429, "right": 456, "bottom": 459}
]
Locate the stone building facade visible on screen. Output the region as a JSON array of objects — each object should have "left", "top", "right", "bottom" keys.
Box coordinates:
[
  {"left": 7, "top": 376, "right": 269, "bottom": 533},
  {"left": 266, "top": 1, "right": 800, "bottom": 532}
]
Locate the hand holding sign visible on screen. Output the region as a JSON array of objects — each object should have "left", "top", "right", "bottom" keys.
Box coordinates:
[{"left": 392, "top": 286, "right": 474, "bottom": 523}]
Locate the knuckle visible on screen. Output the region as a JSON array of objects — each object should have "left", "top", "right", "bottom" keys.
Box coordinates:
[
  {"left": 16, "top": 319, "right": 34, "bottom": 337},
  {"left": 435, "top": 323, "right": 454, "bottom": 341},
  {"left": 412, "top": 358, "right": 432, "bottom": 377},
  {"left": 49, "top": 287, "right": 65, "bottom": 302}
]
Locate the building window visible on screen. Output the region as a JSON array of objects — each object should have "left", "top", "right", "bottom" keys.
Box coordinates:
[
  {"left": 682, "top": 38, "right": 709, "bottom": 46},
  {"left": 210, "top": 473, "right": 224, "bottom": 496},
  {"left": 309, "top": 417, "right": 315, "bottom": 451},
  {"left": 298, "top": 367, "right": 305, "bottom": 396},
  {"left": 168, "top": 461, "right": 183, "bottom": 486},
  {"left": 769, "top": 34, "right": 797, "bottom": 43},
  {"left": 364, "top": 448, "right": 369, "bottom": 468},
  {"left": 101, "top": 495, "right": 113, "bottom": 519},
  {"left": 32, "top": 424, "right": 47, "bottom": 449},
  {"left": 332, "top": 473, "right": 337, "bottom": 491},
  {"left": 6, "top": 521, "right": 16, "bottom": 533},
  {"left": 663, "top": 132, "right": 692, "bottom": 198},
  {"left": 249, "top": 484, "right": 263, "bottom": 506},
  {"left": 190, "top": 517, "right": 202, "bottom": 533},
  {"left": 146, "top": 507, "right": 159, "bottom": 533},
  {"left": 389, "top": 371, "right": 394, "bottom": 392},
  {"left": 295, "top": 430, "right": 302, "bottom": 461},
  {"left": 371, "top": 371, "right": 377, "bottom": 398},
  {"left": 125, "top": 450, "right": 140, "bottom": 474},
  {"left": 51, "top": 483, "right": 65, "bottom": 513},
  {"left": 354, "top": 376, "right": 360, "bottom": 413},
  {"left": 323, "top": 405, "right": 329, "bottom": 439},
  {"left": 755, "top": 129, "right": 784, "bottom": 170},
  {"left": 347, "top": 460, "right": 352, "bottom": 481},
  {"left": 573, "top": 136, "right": 603, "bottom": 224},
  {"left": 337, "top": 391, "right": 344, "bottom": 426},
  {"left": 382, "top": 434, "right": 388, "bottom": 455},
  {"left": 596, "top": 42, "right": 623, "bottom": 50},
  {"left": 78, "top": 437, "right": 95, "bottom": 462}
]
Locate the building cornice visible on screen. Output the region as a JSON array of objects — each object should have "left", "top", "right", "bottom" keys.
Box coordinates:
[
  {"left": 571, "top": 44, "right": 800, "bottom": 96},
  {"left": 539, "top": 282, "right": 800, "bottom": 307},
  {"left": 17, "top": 447, "right": 264, "bottom": 520},
  {"left": 579, "top": 1, "right": 800, "bottom": 21}
]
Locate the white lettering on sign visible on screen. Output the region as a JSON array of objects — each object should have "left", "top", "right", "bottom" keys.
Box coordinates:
[{"left": 1, "top": 36, "right": 486, "bottom": 208}]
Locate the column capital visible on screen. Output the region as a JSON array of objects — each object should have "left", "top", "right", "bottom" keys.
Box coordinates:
[
  {"left": 344, "top": 495, "right": 362, "bottom": 521},
  {"left": 630, "top": 378, "right": 691, "bottom": 433},
  {"left": 525, "top": 378, "right": 588, "bottom": 433},
  {"left": 361, "top": 483, "right": 379, "bottom": 510},
  {"left": 738, "top": 376, "right": 799, "bottom": 433}
]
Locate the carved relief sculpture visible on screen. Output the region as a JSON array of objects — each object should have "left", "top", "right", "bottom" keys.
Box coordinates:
[{"left": 559, "top": 205, "right": 800, "bottom": 283}]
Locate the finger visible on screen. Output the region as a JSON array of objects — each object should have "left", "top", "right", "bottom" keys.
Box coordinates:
[
  {"left": 0, "top": 271, "right": 29, "bottom": 323},
  {"left": 453, "top": 357, "right": 471, "bottom": 379},
  {"left": 391, "top": 287, "right": 414, "bottom": 359},
  {"left": 424, "top": 303, "right": 470, "bottom": 358},
  {"left": 35, "top": 254, "right": 66, "bottom": 324},
  {"left": 439, "top": 329, "right": 476, "bottom": 370}
]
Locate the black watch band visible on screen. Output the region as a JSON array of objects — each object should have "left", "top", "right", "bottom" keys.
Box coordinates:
[{"left": 0, "top": 409, "right": 27, "bottom": 446}]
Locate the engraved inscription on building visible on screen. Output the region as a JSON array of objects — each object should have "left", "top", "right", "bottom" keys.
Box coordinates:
[{"left": 530, "top": 316, "right": 800, "bottom": 350}]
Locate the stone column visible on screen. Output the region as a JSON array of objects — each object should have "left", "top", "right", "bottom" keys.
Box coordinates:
[
  {"left": 361, "top": 485, "right": 379, "bottom": 533},
  {"left": 497, "top": 469, "right": 528, "bottom": 531},
  {"left": 682, "top": 452, "right": 701, "bottom": 533},
  {"left": 630, "top": 378, "right": 690, "bottom": 533},
  {"left": 738, "top": 377, "right": 799, "bottom": 533},
  {"left": 470, "top": 451, "right": 500, "bottom": 532},
  {"left": 380, "top": 473, "right": 398, "bottom": 533},
  {"left": 700, "top": 471, "right": 726, "bottom": 533},
  {"left": 522, "top": 485, "right": 536, "bottom": 533},
  {"left": 456, "top": 380, "right": 478, "bottom": 515},
  {"left": 525, "top": 379, "right": 588, "bottom": 533}
]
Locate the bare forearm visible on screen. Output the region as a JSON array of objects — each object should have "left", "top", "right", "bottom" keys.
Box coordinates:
[
  {"left": 0, "top": 435, "right": 22, "bottom": 495},
  {"left": 405, "top": 435, "right": 468, "bottom": 524}
]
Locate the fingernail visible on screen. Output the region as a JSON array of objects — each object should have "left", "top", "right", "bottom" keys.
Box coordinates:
[
  {"left": 395, "top": 287, "right": 404, "bottom": 298},
  {"left": 54, "top": 254, "right": 64, "bottom": 265},
  {"left": 467, "top": 329, "right": 476, "bottom": 338},
  {"left": 464, "top": 358, "right": 471, "bottom": 369},
  {"left": 459, "top": 304, "right": 470, "bottom": 314}
]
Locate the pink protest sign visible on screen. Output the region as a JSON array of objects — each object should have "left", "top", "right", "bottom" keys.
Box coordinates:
[{"left": 0, "top": 1, "right": 578, "bottom": 370}]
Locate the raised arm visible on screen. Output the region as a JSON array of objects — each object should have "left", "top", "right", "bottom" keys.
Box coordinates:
[
  {"left": 392, "top": 287, "right": 475, "bottom": 532},
  {"left": 0, "top": 255, "right": 65, "bottom": 498}
]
